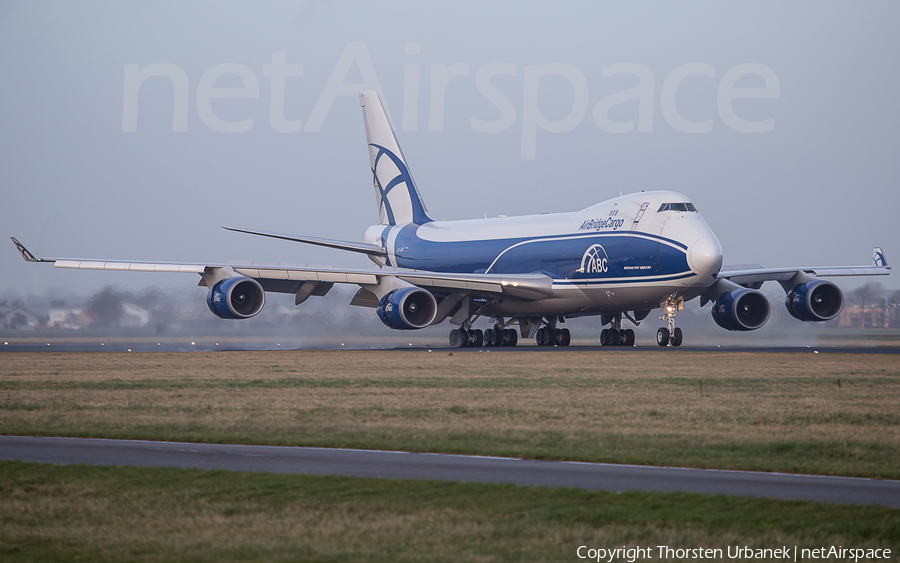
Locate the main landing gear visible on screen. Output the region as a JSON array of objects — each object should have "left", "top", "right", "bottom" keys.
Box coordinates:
[
  {"left": 656, "top": 297, "right": 684, "bottom": 347},
  {"left": 449, "top": 320, "right": 519, "bottom": 348},
  {"left": 449, "top": 327, "right": 483, "bottom": 348},
  {"left": 485, "top": 324, "right": 518, "bottom": 347},
  {"left": 535, "top": 324, "right": 571, "bottom": 346},
  {"left": 599, "top": 313, "right": 635, "bottom": 347}
]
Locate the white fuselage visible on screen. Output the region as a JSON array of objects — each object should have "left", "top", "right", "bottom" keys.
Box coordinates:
[{"left": 365, "top": 191, "right": 724, "bottom": 317}]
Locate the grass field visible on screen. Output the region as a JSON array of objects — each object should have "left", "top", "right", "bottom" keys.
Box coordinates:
[
  {"left": 1, "top": 461, "right": 897, "bottom": 562},
  {"left": 2, "top": 349, "right": 899, "bottom": 478}
]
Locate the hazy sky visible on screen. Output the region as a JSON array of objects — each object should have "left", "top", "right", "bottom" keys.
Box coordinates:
[{"left": 2, "top": 1, "right": 898, "bottom": 299}]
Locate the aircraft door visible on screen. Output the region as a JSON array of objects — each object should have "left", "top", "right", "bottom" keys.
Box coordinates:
[{"left": 631, "top": 202, "right": 649, "bottom": 230}]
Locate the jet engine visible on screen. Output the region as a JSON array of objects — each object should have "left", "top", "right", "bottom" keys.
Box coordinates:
[
  {"left": 711, "top": 288, "right": 770, "bottom": 331},
  {"left": 206, "top": 277, "right": 266, "bottom": 319},
  {"left": 784, "top": 280, "right": 843, "bottom": 322},
  {"left": 376, "top": 287, "right": 438, "bottom": 330}
]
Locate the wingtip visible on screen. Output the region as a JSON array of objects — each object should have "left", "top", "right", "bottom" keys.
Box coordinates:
[{"left": 10, "top": 237, "right": 39, "bottom": 262}]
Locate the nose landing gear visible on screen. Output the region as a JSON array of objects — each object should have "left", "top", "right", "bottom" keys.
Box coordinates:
[{"left": 657, "top": 297, "right": 684, "bottom": 347}]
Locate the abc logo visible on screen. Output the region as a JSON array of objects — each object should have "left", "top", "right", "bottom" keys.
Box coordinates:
[{"left": 581, "top": 244, "right": 609, "bottom": 274}]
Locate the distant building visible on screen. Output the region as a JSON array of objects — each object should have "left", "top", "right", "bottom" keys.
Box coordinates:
[
  {"left": 0, "top": 307, "right": 40, "bottom": 330},
  {"left": 834, "top": 304, "right": 891, "bottom": 328},
  {"left": 47, "top": 309, "right": 94, "bottom": 330},
  {"left": 120, "top": 303, "right": 150, "bottom": 328}
]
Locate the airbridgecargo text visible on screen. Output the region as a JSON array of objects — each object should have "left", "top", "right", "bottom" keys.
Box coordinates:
[
  {"left": 579, "top": 218, "right": 626, "bottom": 231},
  {"left": 121, "top": 42, "right": 780, "bottom": 160},
  {"left": 575, "top": 545, "right": 891, "bottom": 561}
]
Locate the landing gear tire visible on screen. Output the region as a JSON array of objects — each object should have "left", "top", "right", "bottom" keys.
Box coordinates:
[
  {"left": 657, "top": 328, "right": 669, "bottom": 347},
  {"left": 471, "top": 329, "right": 484, "bottom": 347},
  {"left": 506, "top": 329, "right": 518, "bottom": 346},
  {"left": 609, "top": 328, "right": 620, "bottom": 346},
  {"left": 623, "top": 329, "right": 635, "bottom": 347},
  {"left": 600, "top": 329, "right": 609, "bottom": 347},
  {"left": 484, "top": 328, "right": 493, "bottom": 347},
  {"left": 542, "top": 328, "right": 553, "bottom": 346},
  {"left": 559, "top": 328, "right": 571, "bottom": 347},
  {"left": 672, "top": 327, "right": 683, "bottom": 347},
  {"left": 449, "top": 329, "right": 466, "bottom": 348}
]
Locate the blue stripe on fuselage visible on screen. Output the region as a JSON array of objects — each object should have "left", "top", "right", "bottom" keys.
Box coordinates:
[{"left": 389, "top": 227, "right": 691, "bottom": 280}]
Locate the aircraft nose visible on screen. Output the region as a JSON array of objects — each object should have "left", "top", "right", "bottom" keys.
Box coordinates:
[{"left": 689, "top": 236, "right": 723, "bottom": 277}]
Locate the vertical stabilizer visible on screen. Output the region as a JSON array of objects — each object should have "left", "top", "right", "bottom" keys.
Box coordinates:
[{"left": 360, "top": 91, "right": 433, "bottom": 225}]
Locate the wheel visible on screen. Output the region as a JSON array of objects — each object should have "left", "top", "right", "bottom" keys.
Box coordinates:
[
  {"left": 493, "top": 324, "right": 505, "bottom": 346},
  {"left": 483, "top": 328, "right": 493, "bottom": 347},
  {"left": 608, "top": 328, "right": 620, "bottom": 346},
  {"left": 672, "top": 327, "right": 683, "bottom": 347},
  {"left": 507, "top": 329, "right": 518, "bottom": 346},
  {"left": 473, "top": 329, "right": 484, "bottom": 347},
  {"left": 560, "top": 328, "right": 571, "bottom": 347},
  {"left": 623, "top": 329, "right": 635, "bottom": 346},
  {"left": 657, "top": 327, "right": 669, "bottom": 347},
  {"left": 545, "top": 328, "right": 557, "bottom": 346},
  {"left": 449, "top": 329, "right": 460, "bottom": 347},
  {"left": 600, "top": 328, "right": 609, "bottom": 346},
  {"left": 536, "top": 328, "right": 545, "bottom": 346}
]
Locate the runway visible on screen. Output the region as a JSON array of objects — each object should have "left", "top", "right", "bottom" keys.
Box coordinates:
[
  {"left": 2, "top": 436, "right": 898, "bottom": 508},
  {"left": 2, "top": 341, "right": 899, "bottom": 354}
]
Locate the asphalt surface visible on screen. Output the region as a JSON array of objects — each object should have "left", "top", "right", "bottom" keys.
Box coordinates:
[
  {"left": 2, "top": 436, "right": 898, "bottom": 508},
  {"left": 2, "top": 342, "right": 899, "bottom": 354}
]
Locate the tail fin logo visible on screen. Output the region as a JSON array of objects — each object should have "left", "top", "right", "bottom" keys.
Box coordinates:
[
  {"left": 873, "top": 247, "right": 888, "bottom": 267},
  {"left": 370, "top": 143, "right": 431, "bottom": 226}
]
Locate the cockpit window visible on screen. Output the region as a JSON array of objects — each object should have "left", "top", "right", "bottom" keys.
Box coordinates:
[{"left": 657, "top": 203, "right": 697, "bottom": 212}]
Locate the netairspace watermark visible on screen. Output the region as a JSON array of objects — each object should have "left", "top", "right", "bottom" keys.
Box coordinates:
[
  {"left": 121, "top": 42, "right": 780, "bottom": 160},
  {"left": 576, "top": 545, "right": 893, "bottom": 562}
]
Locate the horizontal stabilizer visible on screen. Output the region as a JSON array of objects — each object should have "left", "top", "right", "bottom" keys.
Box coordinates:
[{"left": 223, "top": 226, "right": 386, "bottom": 257}]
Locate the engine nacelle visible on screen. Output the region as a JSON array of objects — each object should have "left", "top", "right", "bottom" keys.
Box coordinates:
[
  {"left": 711, "top": 288, "right": 770, "bottom": 331},
  {"left": 784, "top": 280, "right": 843, "bottom": 322},
  {"left": 376, "top": 287, "right": 438, "bottom": 330},
  {"left": 206, "top": 277, "right": 266, "bottom": 319}
]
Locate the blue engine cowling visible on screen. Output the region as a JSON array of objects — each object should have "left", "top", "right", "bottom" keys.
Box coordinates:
[
  {"left": 206, "top": 277, "right": 266, "bottom": 319},
  {"left": 711, "top": 288, "right": 770, "bottom": 331},
  {"left": 376, "top": 287, "right": 438, "bottom": 330},
  {"left": 784, "top": 280, "right": 843, "bottom": 322}
]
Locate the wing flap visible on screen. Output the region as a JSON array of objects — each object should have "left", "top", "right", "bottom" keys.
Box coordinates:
[{"left": 54, "top": 260, "right": 206, "bottom": 274}]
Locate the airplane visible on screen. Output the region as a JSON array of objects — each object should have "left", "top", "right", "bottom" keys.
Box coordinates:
[{"left": 11, "top": 91, "right": 892, "bottom": 348}]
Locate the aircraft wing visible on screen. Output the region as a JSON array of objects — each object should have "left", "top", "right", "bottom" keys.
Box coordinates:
[
  {"left": 10, "top": 237, "right": 553, "bottom": 302},
  {"left": 718, "top": 265, "right": 891, "bottom": 287},
  {"left": 698, "top": 250, "right": 890, "bottom": 308},
  {"left": 717, "top": 247, "right": 890, "bottom": 288}
]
